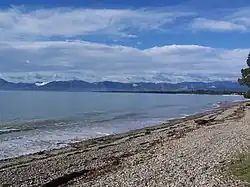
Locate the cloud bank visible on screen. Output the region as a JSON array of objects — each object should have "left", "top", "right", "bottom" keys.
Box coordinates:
[
  {"left": 0, "top": 6, "right": 249, "bottom": 83},
  {"left": 0, "top": 40, "right": 248, "bottom": 83}
]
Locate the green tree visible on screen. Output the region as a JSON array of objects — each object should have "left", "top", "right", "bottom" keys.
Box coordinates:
[{"left": 238, "top": 52, "right": 250, "bottom": 98}]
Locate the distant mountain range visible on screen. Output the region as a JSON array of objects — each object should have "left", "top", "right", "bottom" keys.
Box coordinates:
[{"left": 0, "top": 78, "right": 248, "bottom": 92}]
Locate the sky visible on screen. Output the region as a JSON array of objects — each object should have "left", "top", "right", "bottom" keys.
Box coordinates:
[{"left": 0, "top": 0, "right": 250, "bottom": 83}]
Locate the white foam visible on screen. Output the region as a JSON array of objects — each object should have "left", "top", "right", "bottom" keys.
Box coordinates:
[
  {"left": 0, "top": 128, "right": 20, "bottom": 133},
  {"left": 95, "top": 132, "right": 111, "bottom": 136},
  {"left": 221, "top": 94, "right": 241, "bottom": 97}
]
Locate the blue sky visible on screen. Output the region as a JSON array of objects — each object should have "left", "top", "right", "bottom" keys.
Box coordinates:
[{"left": 0, "top": 0, "right": 249, "bottom": 83}]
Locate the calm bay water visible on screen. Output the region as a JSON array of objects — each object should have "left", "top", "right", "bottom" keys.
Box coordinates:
[{"left": 0, "top": 91, "right": 244, "bottom": 159}]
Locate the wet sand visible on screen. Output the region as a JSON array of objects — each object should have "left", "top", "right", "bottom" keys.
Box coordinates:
[{"left": 0, "top": 101, "right": 249, "bottom": 187}]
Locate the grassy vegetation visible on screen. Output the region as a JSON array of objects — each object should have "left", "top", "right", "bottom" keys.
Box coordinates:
[{"left": 228, "top": 154, "right": 250, "bottom": 185}]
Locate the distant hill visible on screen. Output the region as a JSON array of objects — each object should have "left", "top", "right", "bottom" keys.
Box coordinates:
[{"left": 0, "top": 78, "right": 248, "bottom": 93}]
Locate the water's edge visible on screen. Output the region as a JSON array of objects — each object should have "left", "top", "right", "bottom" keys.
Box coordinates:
[{"left": 0, "top": 100, "right": 244, "bottom": 162}]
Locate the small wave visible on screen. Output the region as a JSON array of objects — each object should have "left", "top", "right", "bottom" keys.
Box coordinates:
[
  {"left": 74, "top": 111, "right": 107, "bottom": 118},
  {"left": 153, "top": 104, "right": 178, "bottom": 109},
  {"left": 95, "top": 131, "right": 111, "bottom": 136},
  {"left": 0, "top": 128, "right": 22, "bottom": 135},
  {"left": 180, "top": 114, "right": 189, "bottom": 117},
  {"left": 212, "top": 101, "right": 234, "bottom": 108},
  {"left": 0, "top": 112, "right": 144, "bottom": 135},
  {"left": 233, "top": 99, "right": 247, "bottom": 103},
  {"left": 222, "top": 94, "right": 241, "bottom": 97},
  {"left": 92, "top": 112, "right": 143, "bottom": 124},
  {"left": 212, "top": 103, "right": 221, "bottom": 108},
  {"left": 0, "top": 119, "right": 71, "bottom": 134},
  {"left": 112, "top": 112, "right": 141, "bottom": 120}
]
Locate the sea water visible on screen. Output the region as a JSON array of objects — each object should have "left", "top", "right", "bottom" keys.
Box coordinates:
[{"left": 0, "top": 91, "right": 244, "bottom": 159}]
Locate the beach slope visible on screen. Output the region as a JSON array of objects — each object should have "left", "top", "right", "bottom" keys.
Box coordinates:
[{"left": 0, "top": 101, "right": 250, "bottom": 187}]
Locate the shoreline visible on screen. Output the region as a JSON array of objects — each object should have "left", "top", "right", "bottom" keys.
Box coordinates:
[
  {"left": 0, "top": 100, "right": 242, "bottom": 163},
  {"left": 0, "top": 100, "right": 249, "bottom": 186},
  {"left": 0, "top": 89, "right": 246, "bottom": 96}
]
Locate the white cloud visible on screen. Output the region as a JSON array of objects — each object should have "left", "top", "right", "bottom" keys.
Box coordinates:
[
  {"left": 0, "top": 7, "right": 194, "bottom": 40},
  {"left": 190, "top": 7, "right": 250, "bottom": 32},
  {"left": 0, "top": 40, "right": 248, "bottom": 83},
  {"left": 191, "top": 18, "right": 247, "bottom": 31}
]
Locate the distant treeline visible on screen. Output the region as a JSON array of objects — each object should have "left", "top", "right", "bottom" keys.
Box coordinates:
[{"left": 100, "top": 90, "right": 244, "bottom": 95}]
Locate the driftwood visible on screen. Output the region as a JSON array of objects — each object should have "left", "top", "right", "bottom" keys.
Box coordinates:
[{"left": 194, "top": 116, "right": 216, "bottom": 125}]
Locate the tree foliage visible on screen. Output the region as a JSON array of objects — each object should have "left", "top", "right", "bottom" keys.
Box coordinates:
[{"left": 238, "top": 52, "right": 250, "bottom": 98}]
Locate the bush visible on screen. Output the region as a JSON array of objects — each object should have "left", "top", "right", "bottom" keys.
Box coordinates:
[{"left": 238, "top": 52, "right": 250, "bottom": 98}]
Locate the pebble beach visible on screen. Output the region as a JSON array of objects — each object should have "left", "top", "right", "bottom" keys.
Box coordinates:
[{"left": 0, "top": 101, "right": 249, "bottom": 187}]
